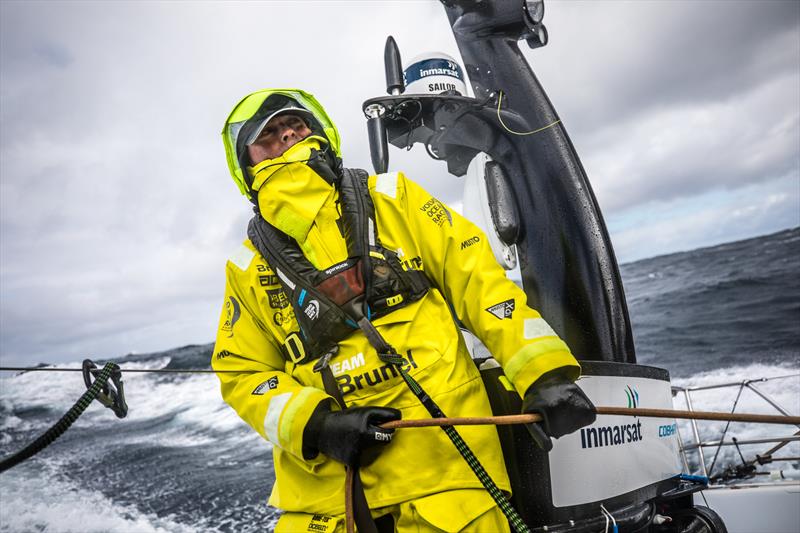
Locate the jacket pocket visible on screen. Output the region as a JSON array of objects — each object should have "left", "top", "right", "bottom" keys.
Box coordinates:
[{"left": 410, "top": 489, "right": 498, "bottom": 532}]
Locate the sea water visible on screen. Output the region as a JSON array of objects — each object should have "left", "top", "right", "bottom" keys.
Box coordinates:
[{"left": 1, "top": 228, "right": 798, "bottom": 532}]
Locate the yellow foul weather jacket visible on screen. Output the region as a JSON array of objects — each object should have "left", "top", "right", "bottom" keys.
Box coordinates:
[{"left": 212, "top": 169, "right": 580, "bottom": 515}]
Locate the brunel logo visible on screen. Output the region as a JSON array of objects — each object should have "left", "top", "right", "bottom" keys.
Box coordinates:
[{"left": 336, "top": 351, "right": 418, "bottom": 395}]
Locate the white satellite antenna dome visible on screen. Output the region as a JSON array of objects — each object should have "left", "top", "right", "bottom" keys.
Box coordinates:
[{"left": 403, "top": 52, "right": 468, "bottom": 96}]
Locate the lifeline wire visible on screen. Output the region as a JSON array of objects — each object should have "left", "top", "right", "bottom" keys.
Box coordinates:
[
  {"left": 0, "top": 367, "right": 234, "bottom": 374},
  {"left": 0, "top": 362, "right": 117, "bottom": 473},
  {"left": 496, "top": 90, "right": 561, "bottom": 136},
  {"left": 5, "top": 366, "right": 799, "bottom": 381}
]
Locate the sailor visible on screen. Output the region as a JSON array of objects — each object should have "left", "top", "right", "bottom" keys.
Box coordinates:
[{"left": 212, "top": 88, "right": 596, "bottom": 532}]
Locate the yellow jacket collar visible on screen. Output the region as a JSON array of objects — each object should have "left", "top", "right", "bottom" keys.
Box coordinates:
[{"left": 251, "top": 140, "right": 335, "bottom": 243}]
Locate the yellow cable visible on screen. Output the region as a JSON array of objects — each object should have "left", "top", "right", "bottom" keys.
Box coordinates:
[{"left": 496, "top": 90, "right": 561, "bottom": 136}]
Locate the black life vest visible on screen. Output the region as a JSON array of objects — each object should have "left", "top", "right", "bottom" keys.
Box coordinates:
[{"left": 247, "top": 168, "right": 430, "bottom": 365}]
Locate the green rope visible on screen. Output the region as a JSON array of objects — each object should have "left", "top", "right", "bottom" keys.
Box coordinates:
[
  {"left": 0, "top": 362, "right": 117, "bottom": 474},
  {"left": 381, "top": 353, "right": 530, "bottom": 533}
]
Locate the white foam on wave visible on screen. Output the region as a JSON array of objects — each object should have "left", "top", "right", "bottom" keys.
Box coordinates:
[
  {"left": 0, "top": 356, "right": 261, "bottom": 448},
  {"left": 671, "top": 362, "right": 799, "bottom": 475},
  {"left": 117, "top": 370, "right": 261, "bottom": 448},
  {"left": 0, "top": 464, "right": 199, "bottom": 533},
  {"left": 0, "top": 357, "right": 171, "bottom": 413}
]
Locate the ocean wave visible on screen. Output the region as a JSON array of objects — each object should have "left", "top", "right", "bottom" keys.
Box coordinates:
[{"left": 0, "top": 464, "right": 199, "bottom": 533}]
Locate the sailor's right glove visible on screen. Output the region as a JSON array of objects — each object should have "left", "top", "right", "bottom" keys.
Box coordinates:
[
  {"left": 303, "top": 403, "right": 401, "bottom": 467},
  {"left": 522, "top": 368, "right": 596, "bottom": 452}
]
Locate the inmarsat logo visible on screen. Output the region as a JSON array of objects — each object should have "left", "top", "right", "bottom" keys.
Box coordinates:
[
  {"left": 625, "top": 385, "right": 639, "bottom": 409},
  {"left": 304, "top": 300, "right": 320, "bottom": 320},
  {"left": 486, "top": 299, "right": 515, "bottom": 320},
  {"left": 578, "top": 384, "right": 644, "bottom": 449}
]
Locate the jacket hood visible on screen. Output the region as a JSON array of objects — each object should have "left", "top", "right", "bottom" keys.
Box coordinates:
[{"left": 222, "top": 88, "right": 342, "bottom": 198}]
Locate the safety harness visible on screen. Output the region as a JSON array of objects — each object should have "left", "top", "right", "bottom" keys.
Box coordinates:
[
  {"left": 247, "top": 168, "right": 430, "bottom": 365},
  {"left": 248, "top": 167, "right": 530, "bottom": 533}
]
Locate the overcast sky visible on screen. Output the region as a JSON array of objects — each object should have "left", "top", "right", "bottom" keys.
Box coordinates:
[{"left": 1, "top": 0, "right": 798, "bottom": 366}]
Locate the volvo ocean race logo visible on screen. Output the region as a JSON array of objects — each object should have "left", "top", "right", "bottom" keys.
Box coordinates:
[{"left": 221, "top": 296, "right": 241, "bottom": 338}]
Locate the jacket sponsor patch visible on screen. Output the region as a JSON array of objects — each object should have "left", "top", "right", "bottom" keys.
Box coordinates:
[
  {"left": 486, "top": 299, "right": 515, "bottom": 319},
  {"left": 307, "top": 514, "right": 336, "bottom": 532},
  {"left": 266, "top": 288, "right": 289, "bottom": 309},
  {"left": 336, "top": 351, "right": 418, "bottom": 395},
  {"left": 330, "top": 352, "right": 366, "bottom": 376},
  {"left": 259, "top": 274, "right": 280, "bottom": 287},
  {"left": 304, "top": 300, "right": 320, "bottom": 320},
  {"left": 215, "top": 349, "right": 237, "bottom": 360},
  {"left": 221, "top": 296, "right": 241, "bottom": 337},
  {"left": 252, "top": 376, "right": 279, "bottom": 395},
  {"left": 323, "top": 261, "right": 350, "bottom": 276},
  {"left": 460, "top": 235, "right": 480, "bottom": 249},
  {"left": 420, "top": 197, "right": 452, "bottom": 227}
]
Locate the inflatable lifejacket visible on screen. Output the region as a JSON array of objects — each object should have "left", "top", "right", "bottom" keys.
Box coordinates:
[{"left": 247, "top": 168, "right": 430, "bottom": 364}]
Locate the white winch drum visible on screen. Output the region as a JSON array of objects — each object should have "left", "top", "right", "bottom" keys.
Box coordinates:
[{"left": 403, "top": 52, "right": 468, "bottom": 96}]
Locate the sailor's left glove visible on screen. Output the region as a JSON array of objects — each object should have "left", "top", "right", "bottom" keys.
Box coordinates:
[
  {"left": 522, "top": 368, "right": 596, "bottom": 452},
  {"left": 303, "top": 402, "right": 401, "bottom": 467}
]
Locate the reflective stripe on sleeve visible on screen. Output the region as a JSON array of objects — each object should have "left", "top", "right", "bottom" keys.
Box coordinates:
[
  {"left": 375, "top": 172, "right": 399, "bottom": 198},
  {"left": 230, "top": 244, "right": 255, "bottom": 271},
  {"left": 505, "top": 338, "right": 569, "bottom": 384},
  {"left": 279, "top": 387, "right": 322, "bottom": 446},
  {"left": 264, "top": 392, "right": 292, "bottom": 447},
  {"left": 503, "top": 339, "right": 580, "bottom": 395},
  {"left": 523, "top": 318, "right": 557, "bottom": 340}
]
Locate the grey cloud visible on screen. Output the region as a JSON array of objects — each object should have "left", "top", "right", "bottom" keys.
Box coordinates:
[
  {"left": 584, "top": 73, "right": 799, "bottom": 211},
  {"left": 34, "top": 42, "right": 73, "bottom": 69},
  {"left": 1, "top": 1, "right": 797, "bottom": 365},
  {"left": 534, "top": 1, "right": 800, "bottom": 132}
]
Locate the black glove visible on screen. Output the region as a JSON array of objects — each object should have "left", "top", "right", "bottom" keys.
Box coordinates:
[
  {"left": 522, "top": 368, "right": 596, "bottom": 452},
  {"left": 303, "top": 403, "right": 401, "bottom": 467}
]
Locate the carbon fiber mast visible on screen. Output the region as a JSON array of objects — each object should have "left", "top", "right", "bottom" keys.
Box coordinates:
[
  {"left": 364, "top": 0, "right": 634, "bottom": 363},
  {"left": 443, "top": 0, "right": 635, "bottom": 363},
  {"left": 362, "top": 6, "right": 728, "bottom": 529}
]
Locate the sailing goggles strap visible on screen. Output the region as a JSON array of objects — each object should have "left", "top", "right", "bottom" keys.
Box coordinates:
[{"left": 356, "top": 317, "right": 531, "bottom": 533}]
